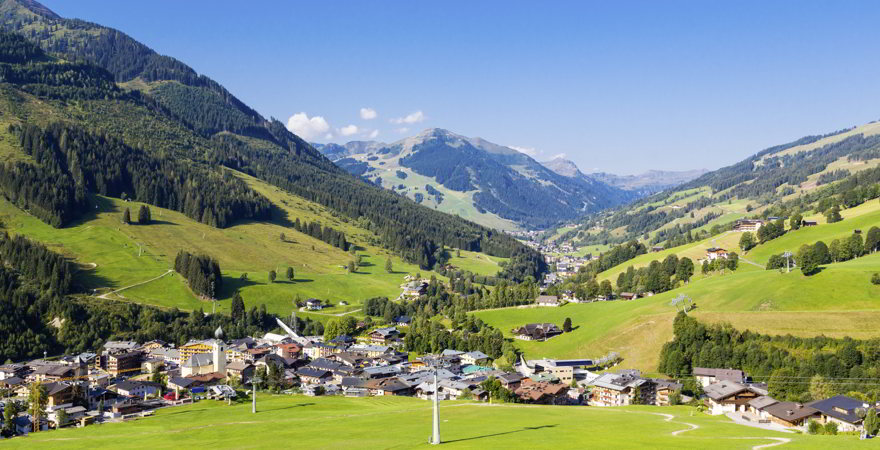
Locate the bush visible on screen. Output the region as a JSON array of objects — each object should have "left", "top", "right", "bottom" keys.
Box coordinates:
[
  {"left": 823, "top": 421, "right": 838, "bottom": 435},
  {"left": 873, "top": 273, "right": 880, "bottom": 285},
  {"left": 807, "top": 420, "right": 822, "bottom": 435}
]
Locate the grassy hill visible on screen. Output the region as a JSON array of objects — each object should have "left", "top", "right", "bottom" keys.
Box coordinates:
[
  {"left": 8, "top": 395, "right": 847, "bottom": 449},
  {"left": 477, "top": 251, "right": 880, "bottom": 371}
]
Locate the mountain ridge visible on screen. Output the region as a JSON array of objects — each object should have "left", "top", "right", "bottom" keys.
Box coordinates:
[{"left": 317, "top": 128, "right": 637, "bottom": 230}]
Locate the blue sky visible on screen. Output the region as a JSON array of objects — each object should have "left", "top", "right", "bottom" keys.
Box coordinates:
[{"left": 42, "top": 0, "right": 880, "bottom": 174}]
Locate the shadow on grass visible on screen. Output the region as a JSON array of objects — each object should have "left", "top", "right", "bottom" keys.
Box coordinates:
[
  {"left": 261, "top": 402, "right": 316, "bottom": 412},
  {"left": 444, "top": 424, "right": 558, "bottom": 443},
  {"left": 217, "top": 276, "right": 260, "bottom": 299}
]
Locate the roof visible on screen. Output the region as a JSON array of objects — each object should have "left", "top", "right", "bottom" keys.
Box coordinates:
[
  {"left": 703, "top": 381, "right": 751, "bottom": 401},
  {"left": 441, "top": 349, "right": 464, "bottom": 357},
  {"left": 763, "top": 402, "right": 819, "bottom": 422},
  {"left": 536, "top": 295, "right": 559, "bottom": 304},
  {"left": 693, "top": 367, "right": 745, "bottom": 383},
  {"left": 226, "top": 360, "right": 253, "bottom": 371},
  {"left": 183, "top": 353, "right": 213, "bottom": 368},
  {"left": 43, "top": 382, "right": 71, "bottom": 396},
  {"left": 296, "top": 368, "right": 331, "bottom": 379},
  {"left": 168, "top": 376, "right": 197, "bottom": 389},
  {"left": 371, "top": 327, "right": 398, "bottom": 338},
  {"left": 114, "top": 380, "right": 155, "bottom": 393},
  {"left": 807, "top": 395, "right": 868, "bottom": 425},
  {"left": 463, "top": 351, "right": 489, "bottom": 360},
  {"left": 748, "top": 396, "right": 779, "bottom": 410}
]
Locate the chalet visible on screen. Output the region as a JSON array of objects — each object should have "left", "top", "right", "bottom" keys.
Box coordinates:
[
  {"left": 535, "top": 295, "right": 560, "bottom": 307},
  {"left": 457, "top": 351, "right": 487, "bottom": 366},
  {"left": 807, "top": 395, "right": 869, "bottom": 432},
  {"left": 747, "top": 396, "right": 779, "bottom": 419},
  {"left": 512, "top": 323, "right": 563, "bottom": 341},
  {"left": 0, "top": 376, "right": 25, "bottom": 391},
  {"left": 0, "top": 363, "right": 27, "bottom": 380},
  {"left": 30, "top": 364, "right": 77, "bottom": 382},
  {"left": 400, "top": 281, "right": 428, "bottom": 299},
  {"left": 394, "top": 315, "right": 412, "bottom": 327},
  {"left": 693, "top": 367, "right": 746, "bottom": 387},
  {"left": 305, "top": 298, "right": 324, "bottom": 311},
  {"left": 619, "top": 292, "right": 638, "bottom": 300},
  {"left": 255, "top": 354, "right": 289, "bottom": 371},
  {"left": 734, "top": 219, "right": 764, "bottom": 232},
  {"left": 348, "top": 344, "right": 393, "bottom": 358},
  {"left": 44, "top": 382, "right": 75, "bottom": 408},
  {"left": 802, "top": 220, "right": 818, "bottom": 227},
  {"left": 303, "top": 342, "right": 337, "bottom": 359},
  {"left": 705, "top": 247, "right": 729, "bottom": 261},
  {"left": 497, "top": 372, "right": 525, "bottom": 390},
  {"left": 364, "top": 377, "right": 413, "bottom": 396},
  {"left": 651, "top": 246, "right": 665, "bottom": 253},
  {"left": 225, "top": 361, "right": 255, "bottom": 382},
  {"left": 113, "top": 380, "right": 160, "bottom": 398},
  {"left": 329, "top": 335, "right": 355, "bottom": 347},
  {"left": 369, "top": 327, "right": 400, "bottom": 344},
  {"left": 703, "top": 381, "right": 761, "bottom": 415},
  {"left": 275, "top": 342, "right": 302, "bottom": 358},
  {"left": 514, "top": 379, "right": 569, "bottom": 404},
  {"left": 763, "top": 402, "right": 820, "bottom": 428},
  {"left": 296, "top": 368, "right": 332, "bottom": 384}
]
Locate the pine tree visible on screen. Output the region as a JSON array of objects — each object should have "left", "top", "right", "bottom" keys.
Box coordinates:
[
  {"left": 385, "top": 258, "right": 393, "bottom": 273},
  {"left": 122, "top": 207, "right": 131, "bottom": 224},
  {"left": 268, "top": 270, "right": 276, "bottom": 283},
  {"left": 286, "top": 266, "right": 294, "bottom": 281},
  {"left": 563, "top": 317, "right": 572, "bottom": 333},
  {"left": 231, "top": 292, "right": 245, "bottom": 323},
  {"left": 137, "top": 205, "right": 151, "bottom": 224}
]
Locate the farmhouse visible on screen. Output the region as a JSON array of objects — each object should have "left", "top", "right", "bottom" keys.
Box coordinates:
[
  {"left": 512, "top": 323, "right": 563, "bottom": 341},
  {"left": 806, "top": 395, "right": 868, "bottom": 432},
  {"left": 705, "top": 248, "right": 729, "bottom": 261},
  {"left": 369, "top": 327, "right": 400, "bottom": 344},
  {"left": 693, "top": 367, "right": 746, "bottom": 387},
  {"left": 734, "top": 219, "right": 764, "bottom": 232},
  {"left": 763, "top": 402, "right": 820, "bottom": 428},
  {"left": 802, "top": 220, "right": 818, "bottom": 227},
  {"left": 535, "top": 295, "right": 560, "bottom": 307},
  {"left": 589, "top": 371, "right": 649, "bottom": 407},
  {"left": 305, "top": 298, "right": 324, "bottom": 311},
  {"left": 703, "top": 381, "right": 761, "bottom": 415}
]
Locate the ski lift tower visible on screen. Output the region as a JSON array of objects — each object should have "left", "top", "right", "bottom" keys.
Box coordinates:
[
  {"left": 430, "top": 365, "right": 441, "bottom": 445},
  {"left": 783, "top": 251, "right": 793, "bottom": 273},
  {"left": 250, "top": 376, "right": 262, "bottom": 414}
]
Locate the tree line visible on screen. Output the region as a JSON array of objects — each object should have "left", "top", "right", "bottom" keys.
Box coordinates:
[
  {"left": 9, "top": 122, "right": 272, "bottom": 228},
  {"left": 659, "top": 313, "right": 880, "bottom": 402},
  {"left": 173, "top": 251, "right": 222, "bottom": 299},
  {"left": 292, "top": 218, "right": 348, "bottom": 251}
]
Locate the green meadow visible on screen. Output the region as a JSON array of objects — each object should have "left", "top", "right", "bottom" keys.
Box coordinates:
[
  {"left": 5, "top": 395, "right": 849, "bottom": 449},
  {"left": 477, "top": 252, "right": 880, "bottom": 371}
]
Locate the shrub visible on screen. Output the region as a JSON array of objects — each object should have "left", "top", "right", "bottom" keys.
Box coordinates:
[
  {"left": 872, "top": 273, "right": 880, "bottom": 285},
  {"left": 823, "top": 421, "right": 838, "bottom": 435},
  {"left": 807, "top": 420, "right": 821, "bottom": 435}
]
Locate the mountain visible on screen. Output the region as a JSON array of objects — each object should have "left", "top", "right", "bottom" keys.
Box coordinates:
[
  {"left": 560, "top": 120, "right": 880, "bottom": 249},
  {"left": 317, "top": 129, "right": 637, "bottom": 231},
  {"left": 541, "top": 157, "right": 707, "bottom": 195},
  {"left": 0, "top": 0, "right": 545, "bottom": 281},
  {"left": 589, "top": 169, "right": 708, "bottom": 195}
]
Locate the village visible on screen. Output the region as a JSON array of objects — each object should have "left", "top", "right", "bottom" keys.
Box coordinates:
[{"left": 2, "top": 310, "right": 874, "bottom": 439}]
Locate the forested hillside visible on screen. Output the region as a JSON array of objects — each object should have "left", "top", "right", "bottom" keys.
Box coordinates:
[{"left": 0, "top": 0, "right": 544, "bottom": 278}]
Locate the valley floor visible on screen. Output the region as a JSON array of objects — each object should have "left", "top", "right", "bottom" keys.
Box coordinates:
[{"left": 3, "top": 395, "right": 853, "bottom": 449}]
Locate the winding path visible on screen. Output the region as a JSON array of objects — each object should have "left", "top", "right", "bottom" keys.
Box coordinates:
[
  {"left": 751, "top": 437, "right": 792, "bottom": 449},
  {"left": 97, "top": 269, "right": 173, "bottom": 299},
  {"left": 298, "top": 307, "right": 363, "bottom": 317}
]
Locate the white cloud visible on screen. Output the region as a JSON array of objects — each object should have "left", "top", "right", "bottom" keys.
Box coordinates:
[
  {"left": 396, "top": 127, "right": 410, "bottom": 134},
  {"left": 339, "top": 124, "right": 359, "bottom": 137},
  {"left": 509, "top": 145, "right": 538, "bottom": 157},
  {"left": 360, "top": 107, "right": 378, "bottom": 120},
  {"left": 367, "top": 129, "right": 380, "bottom": 139},
  {"left": 550, "top": 153, "right": 568, "bottom": 160},
  {"left": 324, "top": 133, "right": 334, "bottom": 140},
  {"left": 390, "top": 110, "right": 425, "bottom": 124},
  {"left": 286, "top": 112, "right": 331, "bottom": 140}
]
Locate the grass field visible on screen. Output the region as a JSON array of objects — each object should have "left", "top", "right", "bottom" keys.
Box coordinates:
[
  {"left": 0, "top": 168, "right": 480, "bottom": 317},
  {"left": 5, "top": 394, "right": 850, "bottom": 449},
  {"left": 478, "top": 252, "right": 880, "bottom": 371}
]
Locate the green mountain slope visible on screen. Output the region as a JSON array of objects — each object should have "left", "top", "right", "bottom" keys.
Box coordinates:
[{"left": 0, "top": 0, "right": 545, "bottom": 281}]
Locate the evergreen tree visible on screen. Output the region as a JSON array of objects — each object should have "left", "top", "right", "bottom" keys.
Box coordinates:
[
  {"left": 865, "top": 227, "right": 880, "bottom": 254},
  {"left": 563, "top": 317, "right": 572, "bottom": 333},
  {"left": 790, "top": 213, "right": 803, "bottom": 230},
  {"left": 385, "top": 258, "right": 393, "bottom": 273},
  {"left": 230, "top": 292, "right": 245, "bottom": 323},
  {"left": 268, "top": 270, "right": 276, "bottom": 283},
  {"left": 28, "top": 382, "right": 47, "bottom": 432},
  {"left": 286, "top": 266, "right": 294, "bottom": 282},
  {"left": 122, "top": 207, "right": 131, "bottom": 224},
  {"left": 137, "top": 205, "right": 151, "bottom": 224}
]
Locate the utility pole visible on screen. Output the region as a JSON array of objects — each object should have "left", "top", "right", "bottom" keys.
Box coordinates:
[
  {"left": 431, "top": 367, "right": 440, "bottom": 445},
  {"left": 783, "top": 251, "right": 792, "bottom": 273}
]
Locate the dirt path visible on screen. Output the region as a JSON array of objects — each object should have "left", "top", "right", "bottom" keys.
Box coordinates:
[
  {"left": 298, "top": 307, "right": 363, "bottom": 317},
  {"left": 97, "top": 269, "right": 173, "bottom": 299},
  {"left": 751, "top": 437, "right": 792, "bottom": 449}
]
